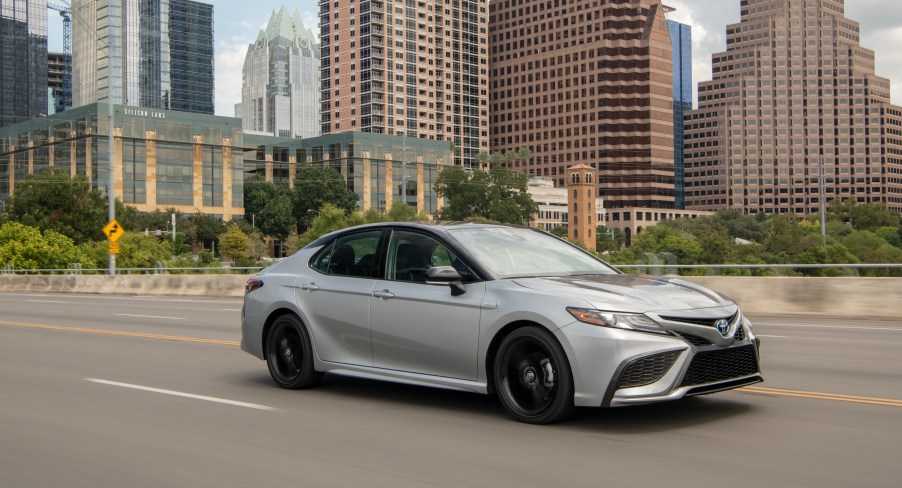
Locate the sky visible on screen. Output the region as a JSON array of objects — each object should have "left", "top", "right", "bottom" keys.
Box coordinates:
[{"left": 46, "top": 0, "right": 902, "bottom": 117}]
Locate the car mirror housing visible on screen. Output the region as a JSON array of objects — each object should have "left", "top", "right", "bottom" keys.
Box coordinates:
[{"left": 425, "top": 266, "right": 467, "bottom": 296}]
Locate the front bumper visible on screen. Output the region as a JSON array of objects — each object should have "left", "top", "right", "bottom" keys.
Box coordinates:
[{"left": 555, "top": 319, "right": 762, "bottom": 408}]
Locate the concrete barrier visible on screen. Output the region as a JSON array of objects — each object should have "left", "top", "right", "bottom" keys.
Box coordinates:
[
  {"left": 0, "top": 274, "right": 249, "bottom": 298},
  {"left": 1, "top": 274, "right": 900, "bottom": 318}
]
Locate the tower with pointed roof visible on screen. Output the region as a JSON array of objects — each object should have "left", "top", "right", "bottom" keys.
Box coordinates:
[{"left": 236, "top": 7, "right": 320, "bottom": 139}]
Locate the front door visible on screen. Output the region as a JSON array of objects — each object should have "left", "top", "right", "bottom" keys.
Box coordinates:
[{"left": 370, "top": 230, "right": 484, "bottom": 380}]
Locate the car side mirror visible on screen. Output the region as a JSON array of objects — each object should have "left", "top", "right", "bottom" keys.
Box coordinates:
[{"left": 425, "top": 266, "right": 467, "bottom": 296}]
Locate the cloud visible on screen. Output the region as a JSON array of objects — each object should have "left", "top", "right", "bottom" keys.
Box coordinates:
[{"left": 215, "top": 40, "right": 248, "bottom": 117}]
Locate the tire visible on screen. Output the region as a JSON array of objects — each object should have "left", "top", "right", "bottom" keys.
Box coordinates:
[
  {"left": 265, "top": 314, "right": 323, "bottom": 389},
  {"left": 494, "top": 326, "right": 575, "bottom": 424}
]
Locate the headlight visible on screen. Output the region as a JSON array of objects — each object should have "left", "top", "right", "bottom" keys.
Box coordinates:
[{"left": 566, "top": 308, "right": 669, "bottom": 335}]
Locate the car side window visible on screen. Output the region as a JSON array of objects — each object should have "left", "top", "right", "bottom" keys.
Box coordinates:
[
  {"left": 387, "top": 231, "right": 474, "bottom": 283},
  {"left": 311, "top": 231, "right": 382, "bottom": 278}
]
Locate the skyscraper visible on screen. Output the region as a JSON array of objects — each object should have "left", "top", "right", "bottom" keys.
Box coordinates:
[
  {"left": 236, "top": 7, "right": 320, "bottom": 139},
  {"left": 169, "top": 0, "right": 214, "bottom": 114},
  {"left": 668, "top": 18, "right": 691, "bottom": 210},
  {"left": 0, "top": 0, "right": 48, "bottom": 128},
  {"left": 71, "top": 0, "right": 214, "bottom": 114},
  {"left": 489, "top": 0, "right": 675, "bottom": 209},
  {"left": 319, "top": 0, "right": 489, "bottom": 169},
  {"left": 48, "top": 52, "right": 73, "bottom": 114},
  {"left": 684, "top": 0, "right": 902, "bottom": 215}
]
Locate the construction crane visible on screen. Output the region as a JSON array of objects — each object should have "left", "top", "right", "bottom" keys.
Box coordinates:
[
  {"left": 48, "top": 2, "right": 72, "bottom": 55},
  {"left": 47, "top": 1, "right": 72, "bottom": 112}
]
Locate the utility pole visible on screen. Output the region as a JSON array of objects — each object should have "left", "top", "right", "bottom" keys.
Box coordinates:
[{"left": 402, "top": 137, "right": 407, "bottom": 206}]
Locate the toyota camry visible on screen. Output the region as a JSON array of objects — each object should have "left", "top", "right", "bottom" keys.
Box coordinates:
[{"left": 241, "top": 223, "right": 763, "bottom": 424}]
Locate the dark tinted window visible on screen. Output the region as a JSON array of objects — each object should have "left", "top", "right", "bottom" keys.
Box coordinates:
[{"left": 312, "top": 231, "right": 382, "bottom": 277}]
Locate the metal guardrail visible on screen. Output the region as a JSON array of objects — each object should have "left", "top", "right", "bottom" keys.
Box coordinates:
[
  {"left": 0, "top": 266, "right": 266, "bottom": 275},
  {"left": 616, "top": 263, "right": 902, "bottom": 270},
  {"left": 1, "top": 263, "right": 902, "bottom": 276}
]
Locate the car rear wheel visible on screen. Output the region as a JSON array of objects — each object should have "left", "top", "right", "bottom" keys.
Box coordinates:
[
  {"left": 494, "top": 327, "right": 575, "bottom": 424},
  {"left": 265, "top": 314, "right": 322, "bottom": 389}
]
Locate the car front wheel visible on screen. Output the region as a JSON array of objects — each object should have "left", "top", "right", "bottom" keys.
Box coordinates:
[
  {"left": 265, "top": 314, "right": 323, "bottom": 389},
  {"left": 494, "top": 326, "right": 575, "bottom": 424}
]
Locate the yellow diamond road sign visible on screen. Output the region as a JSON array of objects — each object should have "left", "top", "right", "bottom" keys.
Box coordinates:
[{"left": 103, "top": 219, "right": 125, "bottom": 242}]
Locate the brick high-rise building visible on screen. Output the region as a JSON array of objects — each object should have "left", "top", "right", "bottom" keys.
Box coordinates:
[
  {"left": 319, "top": 0, "right": 489, "bottom": 169},
  {"left": 684, "top": 0, "right": 902, "bottom": 216},
  {"left": 489, "top": 0, "right": 675, "bottom": 209}
]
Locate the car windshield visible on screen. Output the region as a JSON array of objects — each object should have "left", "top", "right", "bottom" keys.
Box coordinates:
[{"left": 448, "top": 227, "right": 618, "bottom": 279}]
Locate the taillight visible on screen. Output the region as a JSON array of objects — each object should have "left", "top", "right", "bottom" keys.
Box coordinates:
[{"left": 245, "top": 279, "right": 264, "bottom": 294}]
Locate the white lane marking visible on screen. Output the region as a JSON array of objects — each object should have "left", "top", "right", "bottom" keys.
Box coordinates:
[
  {"left": 0, "top": 292, "right": 241, "bottom": 304},
  {"left": 222, "top": 308, "right": 241, "bottom": 312},
  {"left": 86, "top": 379, "right": 277, "bottom": 411},
  {"left": 27, "top": 300, "right": 67, "bottom": 304},
  {"left": 756, "top": 334, "right": 788, "bottom": 338},
  {"left": 756, "top": 323, "right": 902, "bottom": 332},
  {"left": 115, "top": 313, "right": 185, "bottom": 321}
]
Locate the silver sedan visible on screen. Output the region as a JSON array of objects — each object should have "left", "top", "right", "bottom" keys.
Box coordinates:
[{"left": 241, "top": 223, "right": 763, "bottom": 424}]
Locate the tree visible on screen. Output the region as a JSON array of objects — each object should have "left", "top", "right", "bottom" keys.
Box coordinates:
[
  {"left": 189, "top": 212, "right": 226, "bottom": 252},
  {"left": 301, "top": 204, "right": 366, "bottom": 246},
  {"left": 434, "top": 165, "right": 537, "bottom": 225},
  {"left": 829, "top": 200, "right": 899, "bottom": 231},
  {"left": 219, "top": 223, "right": 250, "bottom": 262},
  {"left": 386, "top": 199, "right": 428, "bottom": 222},
  {"left": 6, "top": 168, "right": 107, "bottom": 244},
  {"left": 293, "top": 166, "right": 359, "bottom": 231},
  {"left": 244, "top": 176, "right": 295, "bottom": 240},
  {"left": 80, "top": 233, "right": 174, "bottom": 269},
  {"left": 0, "top": 222, "right": 89, "bottom": 270}
]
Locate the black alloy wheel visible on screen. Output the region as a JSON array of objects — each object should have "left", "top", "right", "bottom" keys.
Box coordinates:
[
  {"left": 494, "top": 327, "right": 574, "bottom": 424},
  {"left": 265, "top": 314, "right": 323, "bottom": 389}
]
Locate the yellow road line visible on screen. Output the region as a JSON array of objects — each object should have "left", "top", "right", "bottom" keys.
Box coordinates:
[
  {"left": 739, "top": 386, "right": 902, "bottom": 408},
  {"left": 0, "top": 320, "right": 240, "bottom": 346},
  {"left": 4, "top": 319, "right": 902, "bottom": 408}
]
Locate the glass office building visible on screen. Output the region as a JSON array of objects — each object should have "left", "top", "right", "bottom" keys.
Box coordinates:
[
  {"left": 236, "top": 7, "right": 319, "bottom": 139},
  {"left": 668, "top": 20, "right": 692, "bottom": 210},
  {"left": 1, "top": 107, "right": 452, "bottom": 217},
  {"left": 0, "top": 0, "right": 48, "bottom": 129},
  {"left": 169, "top": 0, "right": 214, "bottom": 114},
  {"left": 72, "top": 0, "right": 213, "bottom": 115}
]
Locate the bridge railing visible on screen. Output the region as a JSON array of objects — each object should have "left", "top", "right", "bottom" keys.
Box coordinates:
[{"left": 2, "top": 263, "right": 902, "bottom": 276}]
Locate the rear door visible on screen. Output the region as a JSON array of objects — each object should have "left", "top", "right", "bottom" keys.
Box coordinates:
[{"left": 295, "top": 229, "right": 383, "bottom": 366}]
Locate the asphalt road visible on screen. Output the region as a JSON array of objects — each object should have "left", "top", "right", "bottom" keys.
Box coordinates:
[{"left": 1, "top": 291, "right": 900, "bottom": 487}]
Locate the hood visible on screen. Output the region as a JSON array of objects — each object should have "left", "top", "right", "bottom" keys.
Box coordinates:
[{"left": 512, "top": 274, "right": 734, "bottom": 313}]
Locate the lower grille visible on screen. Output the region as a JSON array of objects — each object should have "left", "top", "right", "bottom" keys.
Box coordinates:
[
  {"left": 734, "top": 325, "right": 746, "bottom": 342},
  {"left": 618, "top": 350, "right": 682, "bottom": 389},
  {"left": 679, "top": 345, "right": 759, "bottom": 387}
]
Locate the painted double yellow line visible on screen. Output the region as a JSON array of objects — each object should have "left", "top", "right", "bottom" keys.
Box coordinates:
[
  {"left": 3, "top": 319, "right": 901, "bottom": 409},
  {"left": 739, "top": 386, "right": 902, "bottom": 408},
  {"left": 0, "top": 320, "right": 240, "bottom": 347}
]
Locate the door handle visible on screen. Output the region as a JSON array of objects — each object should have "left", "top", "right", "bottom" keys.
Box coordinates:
[
  {"left": 372, "top": 290, "right": 395, "bottom": 299},
  {"left": 300, "top": 283, "right": 320, "bottom": 291}
]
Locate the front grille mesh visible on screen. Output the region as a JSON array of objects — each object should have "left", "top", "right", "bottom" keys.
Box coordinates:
[
  {"left": 618, "top": 350, "right": 682, "bottom": 389},
  {"left": 734, "top": 325, "right": 746, "bottom": 342},
  {"left": 680, "top": 345, "right": 759, "bottom": 387}
]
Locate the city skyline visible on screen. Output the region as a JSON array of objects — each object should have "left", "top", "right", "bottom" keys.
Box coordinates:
[{"left": 41, "top": 1, "right": 902, "bottom": 117}]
